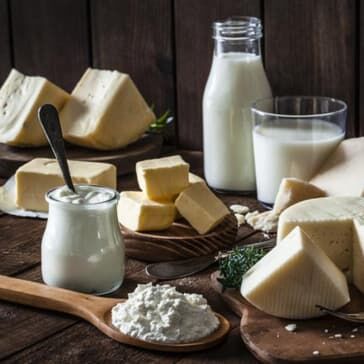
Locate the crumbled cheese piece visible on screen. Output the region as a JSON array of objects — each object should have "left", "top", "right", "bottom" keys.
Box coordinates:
[
  {"left": 235, "top": 213, "right": 246, "bottom": 227},
  {"left": 334, "top": 334, "right": 342, "bottom": 338},
  {"left": 245, "top": 210, "right": 279, "bottom": 233},
  {"left": 352, "top": 328, "right": 359, "bottom": 332},
  {"left": 313, "top": 350, "right": 320, "bottom": 356},
  {"left": 285, "top": 324, "right": 297, "bottom": 332},
  {"left": 230, "top": 204, "right": 249, "bottom": 214},
  {"left": 324, "top": 329, "right": 329, "bottom": 333},
  {"left": 350, "top": 334, "right": 356, "bottom": 338}
]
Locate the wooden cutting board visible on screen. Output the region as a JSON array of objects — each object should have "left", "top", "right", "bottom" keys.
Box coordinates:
[
  {"left": 0, "top": 133, "right": 163, "bottom": 177},
  {"left": 211, "top": 272, "right": 364, "bottom": 363}
]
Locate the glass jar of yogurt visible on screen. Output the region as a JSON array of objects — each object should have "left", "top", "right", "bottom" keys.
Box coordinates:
[{"left": 41, "top": 185, "right": 125, "bottom": 295}]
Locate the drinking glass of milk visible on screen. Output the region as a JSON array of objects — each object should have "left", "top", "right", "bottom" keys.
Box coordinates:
[
  {"left": 203, "top": 16, "right": 272, "bottom": 193},
  {"left": 251, "top": 96, "right": 347, "bottom": 205}
]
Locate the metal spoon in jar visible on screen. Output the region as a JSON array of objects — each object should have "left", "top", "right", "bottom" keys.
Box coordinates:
[{"left": 38, "top": 104, "right": 76, "bottom": 193}]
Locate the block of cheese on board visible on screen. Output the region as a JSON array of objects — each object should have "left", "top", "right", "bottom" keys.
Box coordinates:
[
  {"left": 117, "top": 191, "right": 176, "bottom": 231},
  {"left": 188, "top": 172, "right": 206, "bottom": 186},
  {"left": 277, "top": 196, "right": 364, "bottom": 290},
  {"left": 0, "top": 69, "right": 69, "bottom": 147},
  {"left": 175, "top": 183, "right": 229, "bottom": 234},
  {"left": 136, "top": 155, "right": 189, "bottom": 201},
  {"left": 61, "top": 68, "right": 155, "bottom": 150},
  {"left": 272, "top": 178, "right": 326, "bottom": 214},
  {"left": 241, "top": 227, "right": 350, "bottom": 319},
  {"left": 15, "top": 158, "right": 116, "bottom": 211},
  {"left": 310, "top": 137, "right": 364, "bottom": 196}
]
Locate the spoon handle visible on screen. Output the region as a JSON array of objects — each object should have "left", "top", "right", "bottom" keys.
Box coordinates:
[{"left": 38, "top": 104, "right": 76, "bottom": 192}]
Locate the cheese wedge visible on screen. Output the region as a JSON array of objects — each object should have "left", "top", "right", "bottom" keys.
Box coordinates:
[
  {"left": 15, "top": 158, "right": 116, "bottom": 211},
  {"left": 136, "top": 155, "right": 189, "bottom": 201},
  {"left": 175, "top": 183, "right": 229, "bottom": 234},
  {"left": 117, "top": 191, "right": 176, "bottom": 231},
  {"left": 0, "top": 69, "right": 69, "bottom": 146},
  {"left": 273, "top": 178, "right": 326, "bottom": 214},
  {"left": 241, "top": 227, "right": 350, "bottom": 319},
  {"left": 310, "top": 137, "right": 364, "bottom": 196},
  {"left": 61, "top": 68, "right": 155, "bottom": 150}
]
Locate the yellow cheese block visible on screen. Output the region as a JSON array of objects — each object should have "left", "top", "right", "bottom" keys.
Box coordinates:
[
  {"left": 136, "top": 155, "right": 189, "bottom": 201},
  {"left": 61, "top": 68, "right": 156, "bottom": 150},
  {"left": 188, "top": 172, "right": 206, "bottom": 186},
  {"left": 15, "top": 158, "right": 117, "bottom": 211},
  {"left": 117, "top": 191, "right": 176, "bottom": 231},
  {"left": 0, "top": 69, "right": 69, "bottom": 147},
  {"left": 175, "top": 183, "right": 229, "bottom": 234}
]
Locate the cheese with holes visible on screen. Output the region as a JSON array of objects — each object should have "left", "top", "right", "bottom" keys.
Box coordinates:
[
  {"left": 310, "top": 137, "right": 364, "bottom": 196},
  {"left": 241, "top": 227, "right": 350, "bottom": 319},
  {"left": 136, "top": 155, "right": 189, "bottom": 201},
  {"left": 0, "top": 69, "right": 69, "bottom": 146},
  {"left": 15, "top": 158, "right": 116, "bottom": 211},
  {"left": 117, "top": 191, "right": 176, "bottom": 231},
  {"left": 273, "top": 178, "right": 326, "bottom": 214},
  {"left": 61, "top": 68, "right": 155, "bottom": 150},
  {"left": 277, "top": 197, "right": 364, "bottom": 288},
  {"left": 175, "top": 183, "right": 229, "bottom": 234}
]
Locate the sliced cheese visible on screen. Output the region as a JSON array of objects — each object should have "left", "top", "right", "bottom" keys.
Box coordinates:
[
  {"left": 175, "top": 183, "right": 229, "bottom": 234},
  {"left": 0, "top": 69, "right": 69, "bottom": 146},
  {"left": 136, "top": 155, "right": 189, "bottom": 201},
  {"left": 273, "top": 178, "right": 326, "bottom": 214},
  {"left": 241, "top": 227, "right": 350, "bottom": 319},
  {"left": 15, "top": 158, "right": 116, "bottom": 211},
  {"left": 117, "top": 191, "right": 175, "bottom": 231},
  {"left": 310, "top": 137, "right": 364, "bottom": 196},
  {"left": 61, "top": 68, "right": 155, "bottom": 150}
]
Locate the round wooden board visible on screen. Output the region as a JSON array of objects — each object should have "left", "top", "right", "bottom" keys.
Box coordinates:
[
  {"left": 211, "top": 272, "right": 364, "bottom": 363},
  {"left": 121, "top": 214, "right": 238, "bottom": 262},
  {"left": 0, "top": 133, "right": 163, "bottom": 178}
]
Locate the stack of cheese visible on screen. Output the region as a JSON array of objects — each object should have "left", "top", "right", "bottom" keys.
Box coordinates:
[{"left": 117, "top": 155, "right": 230, "bottom": 234}]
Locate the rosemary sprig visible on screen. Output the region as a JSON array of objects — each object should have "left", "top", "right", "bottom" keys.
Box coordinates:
[{"left": 149, "top": 109, "right": 171, "bottom": 132}]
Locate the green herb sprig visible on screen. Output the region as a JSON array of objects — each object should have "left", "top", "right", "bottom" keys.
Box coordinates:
[{"left": 149, "top": 109, "right": 171, "bottom": 133}]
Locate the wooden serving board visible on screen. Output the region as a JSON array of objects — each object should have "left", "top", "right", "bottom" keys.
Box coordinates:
[
  {"left": 0, "top": 133, "right": 163, "bottom": 177},
  {"left": 211, "top": 272, "right": 364, "bottom": 363},
  {"left": 121, "top": 214, "right": 238, "bottom": 262}
]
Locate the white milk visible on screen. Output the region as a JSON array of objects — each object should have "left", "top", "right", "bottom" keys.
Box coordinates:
[
  {"left": 203, "top": 52, "right": 272, "bottom": 192},
  {"left": 253, "top": 120, "right": 344, "bottom": 204}
]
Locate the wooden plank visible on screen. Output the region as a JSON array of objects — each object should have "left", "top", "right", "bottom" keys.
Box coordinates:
[
  {"left": 90, "top": 0, "right": 174, "bottom": 117},
  {"left": 0, "top": 0, "right": 12, "bottom": 84},
  {"left": 264, "top": 0, "right": 357, "bottom": 137},
  {"left": 10, "top": 0, "right": 89, "bottom": 91},
  {"left": 174, "top": 0, "right": 261, "bottom": 150}
]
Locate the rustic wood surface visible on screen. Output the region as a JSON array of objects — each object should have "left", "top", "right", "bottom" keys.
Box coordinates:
[
  {"left": 0, "top": 0, "right": 11, "bottom": 85},
  {"left": 0, "top": 151, "right": 267, "bottom": 363}
]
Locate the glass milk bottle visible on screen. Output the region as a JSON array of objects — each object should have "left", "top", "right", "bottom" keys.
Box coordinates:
[{"left": 203, "top": 17, "right": 272, "bottom": 193}]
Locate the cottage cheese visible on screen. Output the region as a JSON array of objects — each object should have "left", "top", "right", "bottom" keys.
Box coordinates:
[{"left": 111, "top": 283, "right": 220, "bottom": 343}]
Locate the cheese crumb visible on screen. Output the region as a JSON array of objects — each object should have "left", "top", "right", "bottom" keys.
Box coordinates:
[
  {"left": 230, "top": 204, "right": 249, "bottom": 214},
  {"left": 352, "top": 328, "right": 359, "bottom": 333},
  {"left": 245, "top": 210, "right": 278, "bottom": 233},
  {"left": 235, "top": 213, "right": 246, "bottom": 227},
  {"left": 324, "top": 329, "right": 329, "bottom": 333},
  {"left": 334, "top": 334, "right": 342, "bottom": 339},
  {"left": 285, "top": 324, "right": 297, "bottom": 332},
  {"left": 350, "top": 334, "right": 356, "bottom": 338},
  {"left": 313, "top": 350, "right": 320, "bottom": 356}
]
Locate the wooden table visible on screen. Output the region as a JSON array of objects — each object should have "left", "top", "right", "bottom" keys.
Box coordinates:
[{"left": 0, "top": 151, "right": 265, "bottom": 363}]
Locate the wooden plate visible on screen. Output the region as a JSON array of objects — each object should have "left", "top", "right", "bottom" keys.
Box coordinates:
[
  {"left": 121, "top": 214, "right": 238, "bottom": 262},
  {"left": 211, "top": 272, "right": 364, "bottom": 363},
  {"left": 0, "top": 133, "right": 163, "bottom": 177}
]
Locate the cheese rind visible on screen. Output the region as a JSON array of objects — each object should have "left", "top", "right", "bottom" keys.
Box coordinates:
[
  {"left": 117, "top": 191, "right": 176, "bottom": 231},
  {"left": 15, "top": 158, "right": 116, "bottom": 211},
  {"left": 241, "top": 227, "right": 350, "bottom": 319},
  {"left": 0, "top": 69, "right": 69, "bottom": 146},
  {"left": 136, "top": 155, "right": 189, "bottom": 201},
  {"left": 61, "top": 68, "right": 155, "bottom": 150},
  {"left": 175, "top": 183, "right": 229, "bottom": 234}
]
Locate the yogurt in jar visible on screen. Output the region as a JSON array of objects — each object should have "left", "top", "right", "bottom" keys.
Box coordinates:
[{"left": 41, "top": 185, "right": 125, "bottom": 295}]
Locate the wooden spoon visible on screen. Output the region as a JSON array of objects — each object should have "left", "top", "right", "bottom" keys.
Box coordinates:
[{"left": 0, "top": 275, "right": 230, "bottom": 352}]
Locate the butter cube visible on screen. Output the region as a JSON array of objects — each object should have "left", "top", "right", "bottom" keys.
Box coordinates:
[
  {"left": 175, "top": 183, "right": 229, "bottom": 234},
  {"left": 15, "top": 158, "right": 116, "bottom": 211},
  {"left": 117, "top": 191, "right": 176, "bottom": 231},
  {"left": 136, "top": 155, "right": 189, "bottom": 201}
]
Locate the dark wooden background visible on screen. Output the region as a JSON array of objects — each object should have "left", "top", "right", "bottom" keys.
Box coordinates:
[{"left": 0, "top": 0, "right": 361, "bottom": 149}]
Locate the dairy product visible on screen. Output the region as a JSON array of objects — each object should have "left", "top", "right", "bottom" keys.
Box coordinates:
[
  {"left": 229, "top": 204, "right": 250, "bottom": 214},
  {"left": 203, "top": 53, "right": 272, "bottom": 192},
  {"left": 241, "top": 227, "right": 350, "bottom": 319},
  {"left": 175, "top": 183, "right": 229, "bottom": 234},
  {"left": 111, "top": 283, "right": 219, "bottom": 343},
  {"left": 42, "top": 185, "right": 124, "bottom": 295},
  {"left": 0, "top": 69, "right": 69, "bottom": 146},
  {"left": 15, "top": 158, "right": 116, "bottom": 211},
  {"left": 189, "top": 172, "right": 205, "bottom": 186},
  {"left": 117, "top": 191, "right": 176, "bottom": 231},
  {"left": 245, "top": 210, "right": 278, "bottom": 233},
  {"left": 277, "top": 197, "right": 364, "bottom": 287},
  {"left": 61, "top": 68, "right": 155, "bottom": 150},
  {"left": 310, "top": 137, "right": 364, "bottom": 196},
  {"left": 253, "top": 120, "right": 344, "bottom": 204},
  {"left": 136, "top": 155, "right": 189, "bottom": 201},
  {"left": 273, "top": 178, "right": 326, "bottom": 214}
]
